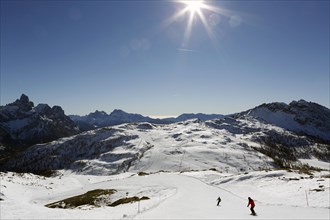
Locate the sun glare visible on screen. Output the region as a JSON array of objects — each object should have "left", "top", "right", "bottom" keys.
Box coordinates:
[
  {"left": 183, "top": 0, "right": 205, "bottom": 15},
  {"left": 161, "top": 1, "right": 234, "bottom": 50}
]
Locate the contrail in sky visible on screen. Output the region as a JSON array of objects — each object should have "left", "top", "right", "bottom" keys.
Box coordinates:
[{"left": 176, "top": 48, "right": 197, "bottom": 52}]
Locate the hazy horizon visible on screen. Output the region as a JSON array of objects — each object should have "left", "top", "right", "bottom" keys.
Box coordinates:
[{"left": 3, "top": 93, "right": 329, "bottom": 119}]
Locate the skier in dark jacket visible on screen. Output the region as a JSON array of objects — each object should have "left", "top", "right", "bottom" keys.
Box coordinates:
[
  {"left": 216, "top": 196, "right": 221, "bottom": 206},
  {"left": 247, "top": 197, "right": 256, "bottom": 215}
]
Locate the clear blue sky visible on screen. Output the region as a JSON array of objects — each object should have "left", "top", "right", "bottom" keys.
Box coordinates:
[{"left": 1, "top": 0, "right": 329, "bottom": 117}]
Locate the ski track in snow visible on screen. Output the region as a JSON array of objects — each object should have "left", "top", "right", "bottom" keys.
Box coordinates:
[
  {"left": 1, "top": 171, "right": 329, "bottom": 219},
  {"left": 1, "top": 115, "right": 330, "bottom": 219}
]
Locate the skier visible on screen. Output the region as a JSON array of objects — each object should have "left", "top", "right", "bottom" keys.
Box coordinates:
[
  {"left": 247, "top": 197, "right": 256, "bottom": 215},
  {"left": 216, "top": 196, "right": 221, "bottom": 206}
]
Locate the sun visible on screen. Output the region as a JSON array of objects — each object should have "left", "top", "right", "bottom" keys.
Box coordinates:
[
  {"left": 161, "top": 0, "right": 232, "bottom": 50},
  {"left": 183, "top": 0, "right": 205, "bottom": 15}
]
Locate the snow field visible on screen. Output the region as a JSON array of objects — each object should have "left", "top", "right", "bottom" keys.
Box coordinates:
[
  {"left": 1, "top": 170, "right": 329, "bottom": 219},
  {"left": 1, "top": 118, "right": 329, "bottom": 219}
]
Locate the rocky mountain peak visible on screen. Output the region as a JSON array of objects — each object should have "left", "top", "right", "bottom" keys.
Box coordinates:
[
  {"left": 19, "top": 94, "right": 30, "bottom": 103},
  {"left": 51, "top": 106, "right": 65, "bottom": 117},
  {"left": 34, "top": 104, "right": 52, "bottom": 114},
  {"left": 238, "top": 100, "right": 330, "bottom": 141},
  {"left": 0, "top": 94, "right": 80, "bottom": 152},
  {"left": 110, "top": 109, "right": 127, "bottom": 115},
  {"left": 289, "top": 100, "right": 330, "bottom": 114},
  {"left": 258, "top": 102, "right": 288, "bottom": 113},
  {"left": 89, "top": 110, "right": 108, "bottom": 118},
  {"left": 8, "top": 94, "right": 34, "bottom": 112}
]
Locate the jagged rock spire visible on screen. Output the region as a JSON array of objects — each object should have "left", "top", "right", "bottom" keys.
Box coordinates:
[{"left": 8, "top": 94, "right": 34, "bottom": 111}]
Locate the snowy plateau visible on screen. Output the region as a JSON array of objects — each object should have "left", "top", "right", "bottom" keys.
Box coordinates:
[{"left": 0, "top": 97, "right": 330, "bottom": 219}]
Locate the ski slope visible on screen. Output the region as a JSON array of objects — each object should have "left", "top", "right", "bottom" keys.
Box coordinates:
[
  {"left": 1, "top": 119, "right": 329, "bottom": 219},
  {"left": 1, "top": 170, "right": 329, "bottom": 219}
]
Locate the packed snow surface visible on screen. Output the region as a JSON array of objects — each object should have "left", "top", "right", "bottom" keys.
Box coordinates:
[{"left": 1, "top": 170, "right": 329, "bottom": 219}]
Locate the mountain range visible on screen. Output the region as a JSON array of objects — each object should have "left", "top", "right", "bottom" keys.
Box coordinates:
[
  {"left": 69, "top": 110, "right": 225, "bottom": 130},
  {"left": 0, "top": 95, "right": 223, "bottom": 163},
  {"left": 0, "top": 94, "right": 329, "bottom": 175}
]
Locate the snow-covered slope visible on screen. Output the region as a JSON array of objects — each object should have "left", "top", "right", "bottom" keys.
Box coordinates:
[
  {"left": 164, "top": 113, "right": 224, "bottom": 122},
  {"left": 1, "top": 98, "right": 329, "bottom": 219},
  {"left": 0, "top": 170, "right": 329, "bottom": 219},
  {"left": 2, "top": 117, "right": 329, "bottom": 175},
  {"left": 236, "top": 100, "right": 330, "bottom": 141},
  {"left": 70, "top": 110, "right": 224, "bottom": 130}
]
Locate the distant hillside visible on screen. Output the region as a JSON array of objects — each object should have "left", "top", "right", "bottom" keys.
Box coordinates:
[
  {"left": 234, "top": 100, "right": 330, "bottom": 142},
  {"left": 70, "top": 111, "right": 224, "bottom": 130},
  {"left": 70, "top": 109, "right": 167, "bottom": 131},
  {"left": 2, "top": 116, "right": 329, "bottom": 175},
  {"left": 163, "top": 113, "right": 224, "bottom": 123}
]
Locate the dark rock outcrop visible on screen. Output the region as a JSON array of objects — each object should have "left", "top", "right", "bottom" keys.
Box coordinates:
[{"left": 0, "top": 94, "right": 80, "bottom": 156}]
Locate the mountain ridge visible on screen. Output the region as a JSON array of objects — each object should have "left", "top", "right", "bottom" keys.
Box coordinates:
[
  {"left": 1, "top": 95, "right": 329, "bottom": 175},
  {"left": 0, "top": 94, "right": 80, "bottom": 160},
  {"left": 2, "top": 116, "right": 329, "bottom": 175},
  {"left": 69, "top": 110, "right": 225, "bottom": 130},
  {"left": 234, "top": 99, "right": 330, "bottom": 141}
]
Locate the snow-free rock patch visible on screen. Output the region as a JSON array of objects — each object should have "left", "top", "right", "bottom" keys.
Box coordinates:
[{"left": 46, "top": 189, "right": 150, "bottom": 209}]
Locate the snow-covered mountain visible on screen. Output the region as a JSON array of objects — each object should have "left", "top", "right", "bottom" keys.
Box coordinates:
[
  {"left": 1, "top": 98, "right": 329, "bottom": 220},
  {"left": 1, "top": 97, "right": 329, "bottom": 176},
  {"left": 164, "top": 113, "right": 224, "bottom": 122},
  {"left": 0, "top": 94, "right": 80, "bottom": 160},
  {"left": 70, "top": 109, "right": 166, "bottom": 130},
  {"left": 70, "top": 110, "right": 224, "bottom": 130},
  {"left": 2, "top": 115, "right": 329, "bottom": 175},
  {"left": 234, "top": 100, "right": 330, "bottom": 142}
]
